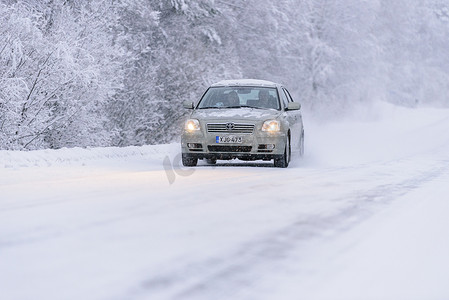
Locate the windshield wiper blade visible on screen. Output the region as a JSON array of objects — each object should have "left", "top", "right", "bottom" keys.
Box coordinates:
[
  {"left": 199, "top": 105, "right": 270, "bottom": 110},
  {"left": 241, "top": 105, "right": 270, "bottom": 110}
]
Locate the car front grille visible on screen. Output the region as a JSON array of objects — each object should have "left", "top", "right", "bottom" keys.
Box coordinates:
[
  {"left": 207, "top": 123, "right": 255, "bottom": 134},
  {"left": 208, "top": 145, "right": 252, "bottom": 152}
]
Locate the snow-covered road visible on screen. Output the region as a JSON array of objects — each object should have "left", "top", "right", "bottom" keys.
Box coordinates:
[{"left": 1, "top": 102, "right": 449, "bottom": 300}]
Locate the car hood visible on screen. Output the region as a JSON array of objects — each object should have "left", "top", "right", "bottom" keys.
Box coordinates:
[{"left": 191, "top": 108, "right": 281, "bottom": 123}]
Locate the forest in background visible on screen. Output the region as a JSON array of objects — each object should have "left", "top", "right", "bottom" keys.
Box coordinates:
[{"left": 1, "top": 0, "right": 449, "bottom": 150}]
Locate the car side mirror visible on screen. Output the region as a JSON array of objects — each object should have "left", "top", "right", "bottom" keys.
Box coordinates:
[
  {"left": 183, "top": 101, "right": 194, "bottom": 109},
  {"left": 286, "top": 102, "right": 301, "bottom": 111}
]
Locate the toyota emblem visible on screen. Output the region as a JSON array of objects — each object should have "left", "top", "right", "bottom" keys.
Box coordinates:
[{"left": 226, "top": 122, "right": 235, "bottom": 130}]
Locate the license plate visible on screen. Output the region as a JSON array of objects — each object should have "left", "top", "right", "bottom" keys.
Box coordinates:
[{"left": 216, "top": 136, "right": 243, "bottom": 144}]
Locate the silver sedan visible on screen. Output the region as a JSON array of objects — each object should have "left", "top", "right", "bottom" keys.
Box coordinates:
[{"left": 181, "top": 79, "right": 304, "bottom": 167}]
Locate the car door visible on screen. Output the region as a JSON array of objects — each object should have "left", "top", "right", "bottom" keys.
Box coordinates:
[{"left": 282, "top": 87, "right": 302, "bottom": 150}]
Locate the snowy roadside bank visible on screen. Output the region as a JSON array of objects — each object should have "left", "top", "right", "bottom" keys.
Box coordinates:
[{"left": 0, "top": 143, "right": 180, "bottom": 170}]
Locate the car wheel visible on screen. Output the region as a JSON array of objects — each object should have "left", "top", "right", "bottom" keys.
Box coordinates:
[
  {"left": 274, "top": 136, "right": 290, "bottom": 168},
  {"left": 206, "top": 158, "right": 217, "bottom": 165},
  {"left": 182, "top": 154, "right": 198, "bottom": 167}
]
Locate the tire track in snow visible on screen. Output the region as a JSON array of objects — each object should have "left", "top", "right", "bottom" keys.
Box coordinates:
[{"left": 134, "top": 159, "right": 449, "bottom": 300}]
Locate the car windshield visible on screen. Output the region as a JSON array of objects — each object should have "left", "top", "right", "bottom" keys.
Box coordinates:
[{"left": 197, "top": 87, "right": 280, "bottom": 110}]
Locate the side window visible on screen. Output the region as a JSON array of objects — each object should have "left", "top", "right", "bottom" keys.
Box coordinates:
[
  {"left": 279, "top": 87, "right": 289, "bottom": 108},
  {"left": 283, "top": 88, "right": 294, "bottom": 102}
]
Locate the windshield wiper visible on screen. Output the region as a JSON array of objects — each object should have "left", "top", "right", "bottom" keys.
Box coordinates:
[
  {"left": 198, "top": 106, "right": 226, "bottom": 109},
  {"left": 240, "top": 105, "right": 271, "bottom": 110},
  {"left": 199, "top": 105, "right": 272, "bottom": 110},
  {"left": 225, "top": 105, "right": 261, "bottom": 109}
]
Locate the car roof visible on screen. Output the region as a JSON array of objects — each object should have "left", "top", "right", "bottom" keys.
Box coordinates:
[{"left": 210, "top": 79, "right": 279, "bottom": 88}]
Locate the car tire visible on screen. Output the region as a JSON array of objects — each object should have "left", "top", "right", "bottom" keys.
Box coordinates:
[
  {"left": 206, "top": 158, "right": 217, "bottom": 165},
  {"left": 182, "top": 154, "right": 198, "bottom": 167},
  {"left": 274, "top": 136, "right": 290, "bottom": 168}
]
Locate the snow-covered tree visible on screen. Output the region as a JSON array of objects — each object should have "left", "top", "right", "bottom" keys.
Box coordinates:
[
  {"left": 374, "top": 0, "right": 449, "bottom": 107},
  {"left": 0, "top": 1, "right": 122, "bottom": 150},
  {"left": 109, "top": 0, "right": 241, "bottom": 146}
]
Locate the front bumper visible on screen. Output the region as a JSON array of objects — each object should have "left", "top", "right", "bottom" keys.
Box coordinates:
[{"left": 181, "top": 129, "right": 286, "bottom": 161}]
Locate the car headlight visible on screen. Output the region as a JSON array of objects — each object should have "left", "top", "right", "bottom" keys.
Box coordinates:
[
  {"left": 185, "top": 119, "right": 200, "bottom": 132},
  {"left": 262, "top": 120, "right": 280, "bottom": 132}
]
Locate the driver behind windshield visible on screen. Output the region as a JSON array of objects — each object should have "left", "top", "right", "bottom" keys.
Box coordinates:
[
  {"left": 258, "top": 89, "right": 274, "bottom": 108},
  {"left": 226, "top": 91, "right": 240, "bottom": 107}
]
